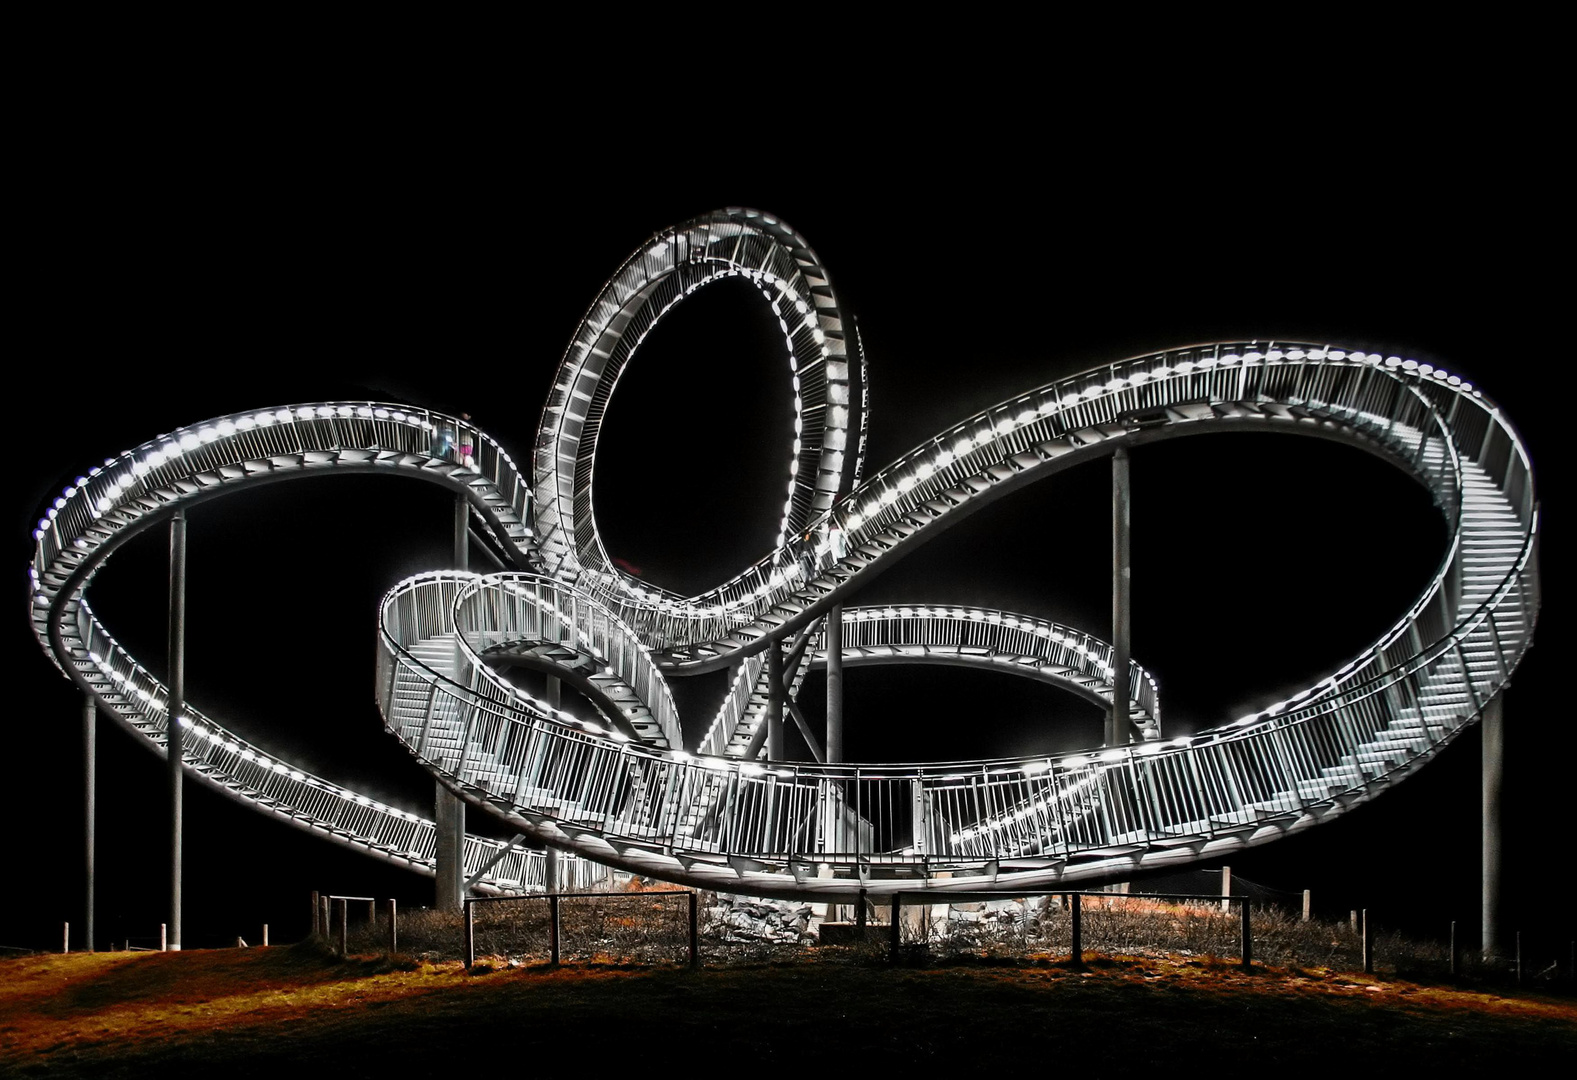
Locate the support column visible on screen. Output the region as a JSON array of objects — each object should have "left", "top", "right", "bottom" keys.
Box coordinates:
[
  {"left": 435, "top": 788, "right": 464, "bottom": 912},
  {"left": 1108, "top": 447, "right": 1131, "bottom": 748},
  {"left": 436, "top": 492, "right": 468, "bottom": 913},
  {"left": 767, "top": 640, "right": 785, "bottom": 760},
  {"left": 453, "top": 493, "right": 469, "bottom": 570},
  {"left": 1482, "top": 693, "right": 1504, "bottom": 956},
  {"left": 826, "top": 605, "right": 844, "bottom": 764},
  {"left": 167, "top": 507, "right": 186, "bottom": 951},
  {"left": 83, "top": 693, "right": 95, "bottom": 953}
]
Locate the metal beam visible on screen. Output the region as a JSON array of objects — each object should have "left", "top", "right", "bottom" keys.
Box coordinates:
[
  {"left": 83, "top": 692, "right": 95, "bottom": 953},
  {"left": 1482, "top": 693, "right": 1503, "bottom": 955},
  {"left": 167, "top": 507, "right": 186, "bottom": 950},
  {"left": 436, "top": 492, "right": 468, "bottom": 913},
  {"left": 464, "top": 834, "right": 528, "bottom": 892},
  {"left": 767, "top": 640, "right": 785, "bottom": 760},
  {"left": 827, "top": 603, "right": 844, "bottom": 763},
  {"left": 1109, "top": 447, "right": 1131, "bottom": 747},
  {"left": 787, "top": 701, "right": 825, "bottom": 763}
]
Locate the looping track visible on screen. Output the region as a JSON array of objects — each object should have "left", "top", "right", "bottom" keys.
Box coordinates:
[{"left": 30, "top": 209, "right": 1539, "bottom": 901}]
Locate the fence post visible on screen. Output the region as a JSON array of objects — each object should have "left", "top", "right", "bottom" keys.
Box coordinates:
[
  {"left": 549, "top": 894, "right": 561, "bottom": 965},
  {"left": 1450, "top": 921, "right": 1458, "bottom": 978},
  {"left": 688, "top": 892, "right": 699, "bottom": 968},
  {"left": 263, "top": 924, "right": 269, "bottom": 948},
  {"left": 321, "top": 896, "right": 330, "bottom": 940},
  {"left": 311, "top": 891, "right": 320, "bottom": 937},
  {"left": 160, "top": 923, "right": 167, "bottom": 952},
  {"left": 1240, "top": 900, "right": 1252, "bottom": 970},
  {"left": 1220, "top": 866, "right": 1231, "bottom": 913},
  {"left": 1302, "top": 889, "right": 1311, "bottom": 922},
  {"left": 367, "top": 899, "right": 376, "bottom": 927},
  {"left": 336, "top": 899, "right": 347, "bottom": 958},
  {"left": 1362, "top": 909, "right": 1373, "bottom": 974},
  {"left": 63, "top": 921, "right": 70, "bottom": 954},
  {"left": 890, "top": 894, "right": 902, "bottom": 961},
  {"left": 464, "top": 899, "right": 475, "bottom": 969},
  {"left": 1070, "top": 894, "right": 1084, "bottom": 970},
  {"left": 387, "top": 900, "right": 398, "bottom": 955}
]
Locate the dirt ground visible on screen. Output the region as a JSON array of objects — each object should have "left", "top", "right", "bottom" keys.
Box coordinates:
[{"left": 3, "top": 944, "right": 1573, "bottom": 1076}]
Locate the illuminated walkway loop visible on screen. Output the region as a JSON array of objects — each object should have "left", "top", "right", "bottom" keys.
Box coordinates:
[{"left": 30, "top": 208, "right": 1540, "bottom": 907}]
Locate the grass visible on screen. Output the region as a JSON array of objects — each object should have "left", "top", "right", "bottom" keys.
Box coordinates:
[{"left": 2, "top": 941, "right": 1573, "bottom": 1075}]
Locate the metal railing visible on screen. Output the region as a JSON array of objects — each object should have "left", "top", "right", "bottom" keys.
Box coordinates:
[
  {"left": 26, "top": 402, "right": 621, "bottom": 893},
  {"left": 375, "top": 344, "right": 1537, "bottom": 896},
  {"left": 27, "top": 331, "right": 1540, "bottom": 903}
]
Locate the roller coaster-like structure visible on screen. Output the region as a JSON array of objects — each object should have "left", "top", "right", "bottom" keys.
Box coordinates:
[{"left": 29, "top": 208, "right": 1539, "bottom": 901}]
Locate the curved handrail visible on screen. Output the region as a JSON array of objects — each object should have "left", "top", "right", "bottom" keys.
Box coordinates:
[
  {"left": 372, "top": 338, "right": 1537, "bottom": 897},
  {"left": 532, "top": 207, "right": 857, "bottom": 587},
  {"left": 28, "top": 404, "right": 603, "bottom": 894},
  {"left": 27, "top": 209, "right": 1540, "bottom": 904},
  {"left": 692, "top": 606, "right": 1162, "bottom": 759}
]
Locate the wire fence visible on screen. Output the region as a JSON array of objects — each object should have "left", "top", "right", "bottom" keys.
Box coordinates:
[{"left": 295, "top": 882, "right": 1572, "bottom": 991}]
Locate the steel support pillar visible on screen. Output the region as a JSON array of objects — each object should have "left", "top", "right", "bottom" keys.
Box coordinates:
[
  {"left": 767, "top": 640, "right": 785, "bottom": 760},
  {"left": 826, "top": 604, "right": 844, "bottom": 764},
  {"left": 167, "top": 507, "right": 186, "bottom": 950},
  {"left": 1482, "top": 693, "right": 1504, "bottom": 956},
  {"left": 83, "top": 692, "right": 95, "bottom": 952},
  {"left": 435, "top": 787, "right": 465, "bottom": 912},
  {"left": 436, "top": 493, "right": 468, "bottom": 913},
  {"left": 1109, "top": 447, "right": 1131, "bottom": 747},
  {"left": 543, "top": 671, "right": 560, "bottom": 894}
]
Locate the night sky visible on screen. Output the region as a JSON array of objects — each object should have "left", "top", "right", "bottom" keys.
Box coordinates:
[{"left": 9, "top": 138, "right": 1564, "bottom": 953}]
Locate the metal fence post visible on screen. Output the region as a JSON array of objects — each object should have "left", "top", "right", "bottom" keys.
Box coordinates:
[
  {"left": 1240, "top": 900, "right": 1252, "bottom": 970},
  {"left": 321, "top": 895, "right": 330, "bottom": 939},
  {"left": 1070, "top": 894, "right": 1084, "bottom": 970},
  {"left": 63, "top": 921, "right": 69, "bottom": 954},
  {"left": 160, "top": 923, "right": 167, "bottom": 952},
  {"left": 336, "top": 899, "right": 347, "bottom": 958},
  {"left": 464, "top": 898, "right": 475, "bottom": 969},
  {"left": 1362, "top": 909, "right": 1373, "bottom": 974},
  {"left": 688, "top": 892, "right": 699, "bottom": 968},
  {"left": 311, "top": 891, "right": 320, "bottom": 937},
  {"left": 550, "top": 894, "right": 561, "bottom": 964},
  {"left": 262, "top": 924, "right": 269, "bottom": 948},
  {"left": 388, "top": 899, "right": 398, "bottom": 955}
]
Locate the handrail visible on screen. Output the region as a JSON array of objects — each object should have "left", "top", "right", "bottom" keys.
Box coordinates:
[
  {"left": 373, "top": 339, "right": 1538, "bottom": 896},
  {"left": 27, "top": 211, "right": 1540, "bottom": 904}
]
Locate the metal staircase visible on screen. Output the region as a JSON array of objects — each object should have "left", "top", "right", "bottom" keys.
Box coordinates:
[{"left": 28, "top": 207, "right": 1540, "bottom": 906}]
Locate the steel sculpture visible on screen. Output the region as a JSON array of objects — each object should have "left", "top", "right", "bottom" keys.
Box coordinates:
[{"left": 29, "top": 208, "right": 1539, "bottom": 909}]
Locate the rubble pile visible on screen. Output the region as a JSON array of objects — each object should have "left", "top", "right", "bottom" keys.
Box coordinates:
[{"left": 705, "top": 894, "right": 819, "bottom": 945}]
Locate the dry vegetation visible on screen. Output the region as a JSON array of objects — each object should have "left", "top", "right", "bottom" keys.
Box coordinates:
[{"left": 2, "top": 941, "right": 1572, "bottom": 1076}]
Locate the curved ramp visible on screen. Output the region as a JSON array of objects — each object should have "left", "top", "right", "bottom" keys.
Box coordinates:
[
  {"left": 28, "top": 209, "right": 1540, "bottom": 904},
  {"left": 375, "top": 345, "right": 1538, "bottom": 897},
  {"left": 28, "top": 405, "right": 603, "bottom": 893}
]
